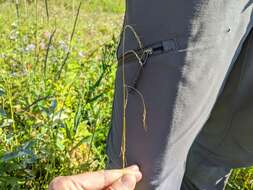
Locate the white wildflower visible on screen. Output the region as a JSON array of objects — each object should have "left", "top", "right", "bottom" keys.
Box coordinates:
[
  {"left": 78, "top": 51, "right": 85, "bottom": 57},
  {"left": 25, "top": 44, "right": 36, "bottom": 52},
  {"left": 59, "top": 40, "right": 68, "bottom": 52},
  {"left": 9, "top": 31, "right": 18, "bottom": 40}
]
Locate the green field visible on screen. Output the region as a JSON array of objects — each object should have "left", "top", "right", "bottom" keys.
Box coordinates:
[{"left": 0, "top": 1, "right": 252, "bottom": 189}]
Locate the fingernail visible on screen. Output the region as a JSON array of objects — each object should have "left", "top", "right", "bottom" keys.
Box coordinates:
[
  {"left": 128, "top": 165, "right": 139, "bottom": 171},
  {"left": 121, "top": 174, "right": 135, "bottom": 188}
]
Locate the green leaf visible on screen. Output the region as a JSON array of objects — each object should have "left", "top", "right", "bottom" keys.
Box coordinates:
[
  {"left": 0, "top": 88, "right": 5, "bottom": 96},
  {"left": 0, "top": 140, "right": 36, "bottom": 162},
  {"left": 1, "top": 151, "right": 21, "bottom": 162}
]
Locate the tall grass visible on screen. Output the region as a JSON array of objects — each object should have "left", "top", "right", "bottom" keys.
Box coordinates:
[
  {"left": 56, "top": 0, "right": 82, "bottom": 80},
  {"left": 120, "top": 24, "right": 147, "bottom": 168},
  {"left": 15, "top": 0, "right": 20, "bottom": 18},
  {"left": 44, "top": 0, "right": 49, "bottom": 21}
]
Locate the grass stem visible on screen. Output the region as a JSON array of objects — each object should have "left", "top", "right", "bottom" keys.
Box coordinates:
[
  {"left": 56, "top": 0, "right": 82, "bottom": 80},
  {"left": 45, "top": 0, "right": 49, "bottom": 22}
]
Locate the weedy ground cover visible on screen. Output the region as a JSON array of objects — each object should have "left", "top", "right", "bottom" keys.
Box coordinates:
[{"left": 0, "top": 0, "right": 123, "bottom": 189}]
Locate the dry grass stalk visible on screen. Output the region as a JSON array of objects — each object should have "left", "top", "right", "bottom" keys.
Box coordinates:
[{"left": 120, "top": 24, "right": 147, "bottom": 168}]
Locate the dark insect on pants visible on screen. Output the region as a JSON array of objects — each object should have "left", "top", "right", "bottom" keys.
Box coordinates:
[{"left": 105, "top": 0, "right": 253, "bottom": 189}]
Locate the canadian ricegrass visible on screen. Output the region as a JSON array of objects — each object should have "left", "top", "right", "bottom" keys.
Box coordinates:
[{"left": 120, "top": 24, "right": 147, "bottom": 168}]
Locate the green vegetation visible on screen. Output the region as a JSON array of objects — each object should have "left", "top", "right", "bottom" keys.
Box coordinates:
[
  {"left": 0, "top": 0, "right": 123, "bottom": 189},
  {"left": 0, "top": 0, "right": 252, "bottom": 189}
]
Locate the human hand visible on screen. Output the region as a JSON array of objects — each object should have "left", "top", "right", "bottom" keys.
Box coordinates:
[{"left": 49, "top": 165, "right": 142, "bottom": 190}]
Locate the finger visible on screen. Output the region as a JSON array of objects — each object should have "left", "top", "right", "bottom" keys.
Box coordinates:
[
  {"left": 48, "top": 176, "right": 76, "bottom": 190},
  {"left": 68, "top": 165, "right": 142, "bottom": 190},
  {"left": 105, "top": 174, "right": 137, "bottom": 190}
]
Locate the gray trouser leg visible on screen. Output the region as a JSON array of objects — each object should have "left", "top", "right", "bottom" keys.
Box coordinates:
[
  {"left": 181, "top": 145, "right": 232, "bottom": 190},
  {"left": 181, "top": 171, "right": 231, "bottom": 190},
  {"left": 181, "top": 27, "right": 253, "bottom": 190},
  {"left": 105, "top": 1, "right": 253, "bottom": 189}
]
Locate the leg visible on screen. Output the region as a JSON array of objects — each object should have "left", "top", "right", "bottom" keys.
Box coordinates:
[
  {"left": 106, "top": 1, "right": 253, "bottom": 189},
  {"left": 181, "top": 26, "right": 253, "bottom": 190}
]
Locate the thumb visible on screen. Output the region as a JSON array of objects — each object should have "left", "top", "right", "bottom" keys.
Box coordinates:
[{"left": 105, "top": 174, "right": 137, "bottom": 190}]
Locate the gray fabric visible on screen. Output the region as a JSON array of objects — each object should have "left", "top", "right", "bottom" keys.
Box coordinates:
[
  {"left": 183, "top": 25, "right": 253, "bottom": 190},
  {"left": 105, "top": 1, "right": 253, "bottom": 189}
]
